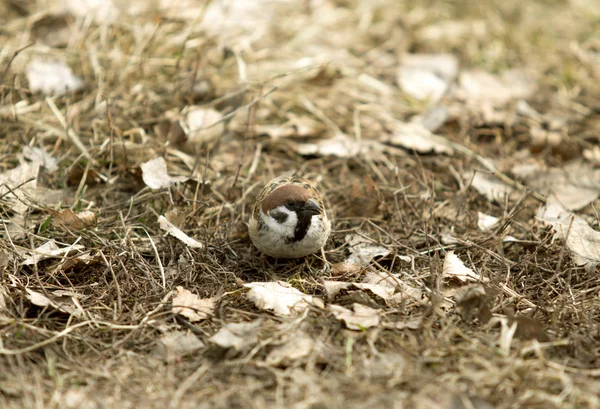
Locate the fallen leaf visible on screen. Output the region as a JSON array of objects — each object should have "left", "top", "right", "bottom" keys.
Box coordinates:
[
  {"left": 536, "top": 196, "right": 600, "bottom": 272},
  {"left": 455, "top": 284, "right": 493, "bottom": 323},
  {"left": 0, "top": 160, "right": 40, "bottom": 214},
  {"left": 477, "top": 212, "right": 500, "bottom": 231},
  {"left": 443, "top": 251, "right": 487, "bottom": 283},
  {"left": 22, "top": 146, "right": 58, "bottom": 173},
  {"left": 141, "top": 157, "right": 189, "bottom": 189},
  {"left": 66, "top": 0, "right": 119, "bottom": 22},
  {"left": 244, "top": 281, "right": 323, "bottom": 316},
  {"left": 382, "top": 316, "right": 422, "bottom": 330},
  {"left": 381, "top": 122, "right": 453, "bottom": 154},
  {"left": 518, "top": 161, "right": 600, "bottom": 210},
  {"left": 209, "top": 320, "right": 262, "bottom": 351},
  {"left": 181, "top": 107, "right": 224, "bottom": 146},
  {"left": 26, "top": 59, "right": 84, "bottom": 95},
  {"left": 51, "top": 209, "right": 97, "bottom": 230},
  {"left": 154, "top": 331, "right": 205, "bottom": 361},
  {"left": 21, "top": 240, "right": 85, "bottom": 265},
  {"left": 295, "top": 133, "right": 378, "bottom": 158},
  {"left": 397, "top": 53, "right": 458, "bottom": 103},
  {"left": 466, "top": 171, "right": 516, "bottom": 203},
  {"left": 172, "top": 286, "right": 215, "bottom": 322},
  {"left": 363, "top": 271, "right": 424, "bottom": 304},
  {"left": 26, "top": 288, "right": 81, "bottom": 316},
  {"left": 158, "top": 216, "right": 204, "bottom": 249},
  {"left": 345, "top": 233, "right": 391, "bottom": 266},
  {"left": 417, "top": 20, "right": 487, "bottom": 44},
  {"left": 266, "top": 332, "right": 316, "bottom": 366},
  {"left": 458, "top": 69, "right": 534, "bottom": 105},
  {"left": 323, "top": 280, "right": 392, "bottom": 301},
  {"left": 329, "top": 303, "right": 380, "bottom": 330}
]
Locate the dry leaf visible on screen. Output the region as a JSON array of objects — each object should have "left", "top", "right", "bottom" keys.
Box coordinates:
[
  {"left": 455, "top": 285, "right": 493, "bottom": 323},
  {"left": 323, "top": 281, "right": 392, "bottom": 301},
  {"left": 26, "top": 60, "right": 84, "bottom": 95},
  {"left": 363, "top": 271, "right": 424, "bottom": 304},
  {"left": 536, "top": 196, "right": 600, "bottom": 272},
  {"left": 52, "top": 209, "right": 97, "bottom": 230},
  {"left": 266, "top": 332, "right": 316, "bottom": 366},
  {"left": 21, "top": 240, "right": 85, "bottom": 265},
  {"left": 466, "top": 171, "right": 516, "bottom": 203},
  {"left": 458, "top": 69, "right": 534, "bottom": 105},
  {"left": 158, "top": 216, "right": 204, "bottom": 249},
  {"left": 66, "top": 0, "right": 119, "bottom": 22},
  {"left": 477, "top": 212, "right": 500, "bottom": 231},
  {"left": 295, "top": 133, "right": 378, "bottom": 158},
  {"left": 141, "top": 157, "right": 189, "bottom": 189},
  {"left": 443, "top": 251, "right": 487, "bottom": 283},
  {"left": 172, "top": 286, "right": 215, "bottom": 322},
  {"left": 154, "top": 331, "right": 205, "bottom": 361},
  {"left": 345, "top": 233, "right": 391, "bottom": 266},
  {"left": 23, "top": 146, "right": 58, "bottom": 173},
  {"left": 181, "top": 107, "right": 224, "bottom": 146},
  {"left": 397, "top": 53, "right": 458, "bottom": 103},
  {"left": 381, "top": 122, "right": 453, "bottom": 154},
  {"left": 209, "top": 320, "right": 262, "bottom": 351},
  {"left": 329, "top": 303, "right": 380, "bottom": 330},
  {"left": 518, "top": 161, "right": 600, "bottom": 210},
  {"left": 244, "top": 281, "right": 323, "bottom": 316},
  {"left": 26, "top": 289, "right": 81, "bottom": 316}
]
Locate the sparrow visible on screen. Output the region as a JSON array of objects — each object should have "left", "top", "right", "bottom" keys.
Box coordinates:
[{"left": 248, "top": 174, "right": 331, "bottom": 258}]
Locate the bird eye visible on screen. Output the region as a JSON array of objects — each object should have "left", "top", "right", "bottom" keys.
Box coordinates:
[{"left": 286, "top": 200, "right": 295, "bottom": 207}]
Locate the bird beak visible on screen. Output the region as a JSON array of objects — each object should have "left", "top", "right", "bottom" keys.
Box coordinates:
[{"left": 303, "top": 199, "right": 321, "bottom": 215}]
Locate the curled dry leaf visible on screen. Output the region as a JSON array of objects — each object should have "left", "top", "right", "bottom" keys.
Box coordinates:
[
  {"left": 443, "top": 251, "right": 488, "bottom": 283},
  {"left": 536, "top": 196, "right": 600, "bottom": 272},
  {"left": 329, "top": 303, "right": 380, "bottom": 330},
  {"left": 141, "top": 157, "right": 189, "bottom": 189},
  {"left": 26, "top": 59, "right": 85, "bottom": 95},
  {"left": 51, "top": 209, "right": 97, "bottom": 230},
  {"left": 209, "top": 320, "right": 262, "bottom": 351},
  {"left": 158, "top": 216, "right": 204, "bottom": 249},
  {"left": 323, "top": 280, "right": 393, "bottom": 301},
  {"left": 244, "top": 281, "right": 323, "bottom": 316},
  {"left": 172, "top": 286, "right": 215, "bottom": 322}
]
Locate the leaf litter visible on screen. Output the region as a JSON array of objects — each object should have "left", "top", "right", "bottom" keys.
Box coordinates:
[{"left": 2, "top": 0, "right": 600, "bottom": 407}]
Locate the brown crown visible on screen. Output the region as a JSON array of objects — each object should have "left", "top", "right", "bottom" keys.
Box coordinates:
[{"left": 261, "top": 184, "right": 314, "bottom": 213}]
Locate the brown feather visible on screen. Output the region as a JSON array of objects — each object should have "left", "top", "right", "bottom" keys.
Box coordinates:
[{"left": 261, "top": 184, "right": 314, "bottom": 212}]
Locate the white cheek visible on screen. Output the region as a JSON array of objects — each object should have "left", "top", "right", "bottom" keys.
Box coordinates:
[{"left": 263, "top": 207, "right": 298, "bottom": 237}]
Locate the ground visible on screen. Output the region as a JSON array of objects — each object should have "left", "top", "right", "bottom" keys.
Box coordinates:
[{"left": 1, "top": 0, "right": 600, "bottom": 408}]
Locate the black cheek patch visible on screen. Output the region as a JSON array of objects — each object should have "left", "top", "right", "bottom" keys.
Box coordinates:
[
  {"left": 270, "top": 210, "right": 288, "bottom": 224},
  {"left": 293, "top": 212, "right": 313, "bottom": 242}
]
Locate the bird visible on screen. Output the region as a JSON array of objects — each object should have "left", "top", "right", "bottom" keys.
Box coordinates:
[{"left": 248, "top": 174, "right": 331, "bottom": 259}]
